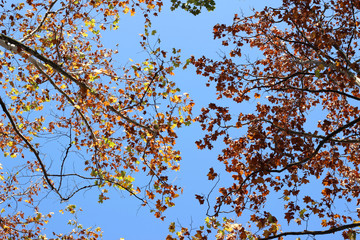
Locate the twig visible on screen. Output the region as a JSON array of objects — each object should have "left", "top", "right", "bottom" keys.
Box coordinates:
[
  {"left": 0, "top": 34, "right": 155, "bottom": 134},
  {"left": 20, "top": 0, "right": 58, "bottom": 42},
  {"left": 0, "top": 96, "right": 61, "bottom": 198}
]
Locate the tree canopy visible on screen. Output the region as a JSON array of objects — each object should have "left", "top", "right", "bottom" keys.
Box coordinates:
[
  {"left": 0, "top": 0, "right": 194, "bottom": 238},
  {"left": 1, "top": 0, "right": 360, "bottom": 239}
]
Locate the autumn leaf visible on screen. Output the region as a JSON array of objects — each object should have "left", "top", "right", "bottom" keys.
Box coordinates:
[
  {"left": 195, "top": 194, "right": 205, "bottom": 205},
  {"left": 207, "top": 167, "right": 218, "bottom": 180}
]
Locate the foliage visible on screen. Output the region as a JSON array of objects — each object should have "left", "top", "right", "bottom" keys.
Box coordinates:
[
  {"left": 0, "top": 0, "right": 193, "bottom": 238},
  {"left": 170, "top": 0, "right": 216, "bottom": 15},
  {"left": 167, "top": 0, "right": 360, "bottom": 239}
]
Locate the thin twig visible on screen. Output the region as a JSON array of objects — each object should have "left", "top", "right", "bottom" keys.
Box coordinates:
[
  {"left": 20, "top": 0, "right": 58, "bottom": 42},
  {"left": 0, "top": 96, "right": 61, "bottom": 197}
]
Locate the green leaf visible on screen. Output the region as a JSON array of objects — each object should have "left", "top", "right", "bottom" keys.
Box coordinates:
[{"left": 299, "top": 209, "right": 306, "bottom": 219}]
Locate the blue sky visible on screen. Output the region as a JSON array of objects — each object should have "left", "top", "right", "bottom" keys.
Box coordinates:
[{"left": 3, "top": 0, "right": 352, "bottom": 239}]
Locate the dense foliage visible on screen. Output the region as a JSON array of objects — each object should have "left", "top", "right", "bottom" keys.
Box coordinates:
[{"left": 177, "top": 0, "right": 360, "bottom": 239}]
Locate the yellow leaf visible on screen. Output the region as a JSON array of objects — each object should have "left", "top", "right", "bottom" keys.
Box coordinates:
[
  {"left": 173, "top": 95, "right": 180, "bottom": 102},
  {"left": 169, "top": 222, "right": 176, "bottom": 233},
  {"left": 109, "top": 97, "right": 118, "bottom": 103}
]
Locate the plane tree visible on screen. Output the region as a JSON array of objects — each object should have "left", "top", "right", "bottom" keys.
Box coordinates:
[
  {"left": 0, "top": 0, "right": 195, "bottom": 238},
  {"left": 169, "top": 0, "right": 360, "bottom": 239}
]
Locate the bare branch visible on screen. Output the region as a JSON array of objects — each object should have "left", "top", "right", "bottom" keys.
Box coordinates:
[
  {"left": 258, "top": 222, "right": 360, "bottom": 240},
  {"left": 0, "top": 96, "right": 61, "bottom": 198},
  {"left": 36, "top": 67, "right": 98, "bottom": 142}
]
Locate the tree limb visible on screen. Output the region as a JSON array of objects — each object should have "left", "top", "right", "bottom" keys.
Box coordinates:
[
  {"left": 0, "top": 34, "right": 155, "bottom": 134},
  {"left": 20, "top": 0, "right": 58, "bottom": 42},
  {"left": 0, "top": 96, "right": 62, "bottom": 198},
  {"left": 211, "top": 115, "right": 360, "bottom": 216},
  {"left": 258, "top": 222, "right": 360, "bottom": 240}
]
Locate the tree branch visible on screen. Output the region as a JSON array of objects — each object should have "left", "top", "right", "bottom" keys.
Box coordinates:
[
  {"left": 270, "top": 115, "right": 360, "bottom": 173},
  {"left": 274, "top": 86, "right": 360, "bottom": 102},
  {"left": 0, "top": 34, "right": 155, "bottom": 134},
  {"left": 258, "top": 222, "right": 360, "bottom": 240},
  {"left": 20, "top": 0, "right": 58, "bottom": 42},
  {"left": 211, "top": 115, "right": 360, "bottom": 216},
  {"left": 36, "top": 67, "right": 98, "bottom": 142},
  {"left": 262, "top": 119, "right": 360, "bottom": 144},
  {"left": 0, "top": 96, "right": 61, "bottom": 198}
]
